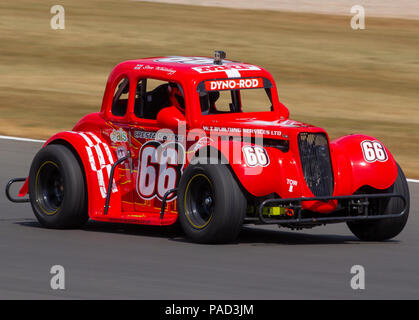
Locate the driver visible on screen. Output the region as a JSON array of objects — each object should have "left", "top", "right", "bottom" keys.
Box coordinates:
[{"left": 168, "top": 82, "right": 185, "bottom": 113}]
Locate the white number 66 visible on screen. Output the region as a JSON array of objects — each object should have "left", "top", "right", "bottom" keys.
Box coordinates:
[
  {"left": 242, "top": 146, "right": 269, "bottom": 167},
  {"left": 361, "top": 140, "right": 388, "bottom": 162}
]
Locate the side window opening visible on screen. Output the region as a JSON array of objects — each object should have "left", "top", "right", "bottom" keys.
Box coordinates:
[
  {"left": 134, "top": 79, "right": 185, "bottom": 120},
  {"left": 134, "top": 79, "right": 147, "bottom": 118},
  {"left": 111, "top": 78, "right": 130, "bottom": 117}
]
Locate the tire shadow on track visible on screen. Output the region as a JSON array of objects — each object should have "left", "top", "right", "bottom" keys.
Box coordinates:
[
  {"left": 15, "top": 220, "right": 182, "bottom": 239},
  {"left": 13, "top": 219, "right": 400, "bottom": 246},
  {"left": 236, "top": 227, "right": 361, "bottom": 246}
]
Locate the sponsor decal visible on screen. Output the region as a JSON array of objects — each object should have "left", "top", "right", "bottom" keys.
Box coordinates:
[
  {"left": 205, "top": 78, "right": 264, "bottom": 91},
  {"left": 134, "top": 64, "right": 176, "bottom": 75},
  {"left": 278, "top": 120, "right": 309, "bottom": 128},
  {"left": 133, "top": 130, "right": 184, "bottom": 142},
  {"left": 110, "top": 128, "right": 128, "bottom": 143},
  {"left": 203, "top": 126, "right": 242, "bottom": 134},
  {"left": 203, "top": 126, "right": 281, "bottom": 137},
  {"left": 155, "top": 66, "right": 176, "bottom": 75},
  {"left": 116, "top": 146, "right": 127, "bottom": 160},
  {"left": 287, "top": 179, "right": 298, "bottom": 192},
  {"left": 192, "top": 64, "right": 261, "bottom": 74},
  {"left": 153, "top": 57, "right": 260, "bottom": 78},
  {"left": 155, "top": 56, "right": 232, "bottom": 65}
]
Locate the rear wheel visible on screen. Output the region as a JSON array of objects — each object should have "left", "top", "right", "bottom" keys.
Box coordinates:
[
  {"left": 177, "top": 159, "right": 247, "bottom": 243},
  {"left": 347, "top": 164, "right": 409, "bottom": 241},
  {"left": 28, "top": 144, "right": 88, "bottom": 229}
]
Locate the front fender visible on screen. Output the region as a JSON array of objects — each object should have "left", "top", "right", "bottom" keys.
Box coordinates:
[
  {"left": 196, "top": 140, "right": 303, "bottom": 198},
  {"left": 330, "top": 134, "right": 398, "bottom": 194}
]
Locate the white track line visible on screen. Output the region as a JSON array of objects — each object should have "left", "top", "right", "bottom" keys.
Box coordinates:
[
  {"left": 0, "top": 134, "right": 418, "bottom": 183},
  {"left": 0, "top": 135, "right": 45, "bottom": 143}
]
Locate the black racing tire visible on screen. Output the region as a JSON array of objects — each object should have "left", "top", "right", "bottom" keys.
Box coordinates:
[
  {"left": 28, "top": 144, "right": 88, "bottom": 229},
  {"left": 177, "top": 160, "right": 247, "bottom": 243},
  {"left": 347, "top": 164, "right": 410, "bottom": 241}
]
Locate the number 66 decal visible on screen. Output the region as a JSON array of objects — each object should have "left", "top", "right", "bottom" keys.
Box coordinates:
[
  {"left": 137, "top": 141, "right": 185, "bottom": 201},
  {"left": 242, "top": 146, "right": 269, "bottom": 167},
  {"left": 361, "top": 140, "right": 388, "bottom": 163}
]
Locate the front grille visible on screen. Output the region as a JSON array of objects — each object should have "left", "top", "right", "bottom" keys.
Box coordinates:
[{"left": 298, "top": 133, "right": 334, "bottom": 197}]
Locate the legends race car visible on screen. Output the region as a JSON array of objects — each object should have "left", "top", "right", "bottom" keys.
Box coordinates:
[{"left": 6, "top": 52, "right": 409, "bottom": 243}]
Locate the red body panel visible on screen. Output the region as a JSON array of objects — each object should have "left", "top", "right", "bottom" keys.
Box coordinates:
[
  {"left": 18, "top": 56, "right": 399, "bottom": 224},
  {"left": 330, "top": 134, "right": 397, "bottom": 193}
]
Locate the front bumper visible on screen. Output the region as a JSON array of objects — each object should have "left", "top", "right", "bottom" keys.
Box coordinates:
[{"left": 257, "top": 193, "right": 408, "bottom": 226}]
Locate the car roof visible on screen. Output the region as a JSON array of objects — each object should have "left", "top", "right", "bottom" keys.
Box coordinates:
[{"left": 113, "top": 56, "right": 272, "bottom": 82}]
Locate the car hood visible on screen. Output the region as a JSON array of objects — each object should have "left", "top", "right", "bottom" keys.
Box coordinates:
[{"left": 200, "top": 112, "right": 324, "bottom": 139}]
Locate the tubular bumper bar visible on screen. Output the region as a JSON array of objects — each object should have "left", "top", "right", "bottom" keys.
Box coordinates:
[
  {"left": 5, "top": 178, "right": 29, "bottom": 203},
  {"left": 160, "top": 188, "right": 178, "bottom": 219},
  {"left": 258, "top": 193, "right": 408, "bottom": 225}
]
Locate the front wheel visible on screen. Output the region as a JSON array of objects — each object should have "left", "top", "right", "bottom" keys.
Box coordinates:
[
  {"left": 28, "top": 144, "right": 88, "bottom": 229},
  {"left": 177, "top": 160, "right": 247, "bottom": 243},
  {"left": 347, "top": 164, "right": 410, "bottom": 241}
]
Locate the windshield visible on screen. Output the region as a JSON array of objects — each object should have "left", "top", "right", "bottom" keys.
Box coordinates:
[{"left": 197, "top": 78, "right": 274, "bottom": 115}]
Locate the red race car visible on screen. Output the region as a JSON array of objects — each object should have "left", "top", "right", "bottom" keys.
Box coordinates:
[{"left": 6, "top": 52, "right": 409, "bottom": 243}]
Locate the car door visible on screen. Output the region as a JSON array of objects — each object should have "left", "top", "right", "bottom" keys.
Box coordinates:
[{"left": 129, "top": 78, "right": 186, "bottom": 218}]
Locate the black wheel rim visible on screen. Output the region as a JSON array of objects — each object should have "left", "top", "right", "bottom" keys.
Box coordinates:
[
  {"left": 184, "top": 174, "right": 214, "bottom": 229},
  {"left": 35, "top": 161, "right": 64, "bottom": 215}
]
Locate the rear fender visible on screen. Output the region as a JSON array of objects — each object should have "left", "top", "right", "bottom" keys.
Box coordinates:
[
  {"left": 330, "top": 134, "right": 398, "bottom": 194},
  {"left": 23, "top": 131, "right": 122, "bottom": 218}
]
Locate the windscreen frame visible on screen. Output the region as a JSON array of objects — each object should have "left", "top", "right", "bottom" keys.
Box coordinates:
[{"left": 196, "top": 77, "right": 274, "bottom": 114}]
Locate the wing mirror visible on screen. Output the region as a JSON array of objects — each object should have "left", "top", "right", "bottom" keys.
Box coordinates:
[{"left": 156, "top": 106, "right": 186, "bottom": 131}]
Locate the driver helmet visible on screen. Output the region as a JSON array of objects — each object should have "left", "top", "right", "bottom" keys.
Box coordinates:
[{"left": 168, "top": 82, "right": 185, "bottom": 113}]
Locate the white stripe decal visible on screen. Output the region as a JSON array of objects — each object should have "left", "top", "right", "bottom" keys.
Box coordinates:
[
  {"left": 225, "top": 69, "right": 241, "bottom": 78},
  {"left": 76, "top": 132, "right": 118, "bottom": 198},
  {"left": 91, "top": 132, "right": 114, "bottom": 164},
  {"left": 79, "top": 132, "right": 94, "bottom": 147},
  {"left": 96, "top": 169, "right": 107, "bottom": 198},
  {"left": 94, "top": 144, "right": 106, "bottom": 167},
  {"left": 87, "top": 132, "right": 102, "bottom": 145},
  {"left": 85, "top": 146, "right": 99, "bottom": 171},
  {"left": 102, "top": 143, "right": 115, "bottom": 163}
]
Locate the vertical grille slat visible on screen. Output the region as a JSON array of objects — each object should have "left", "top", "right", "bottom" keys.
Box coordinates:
[{"left": 298, "top": 133, "right": 334, "bottom": 197}]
